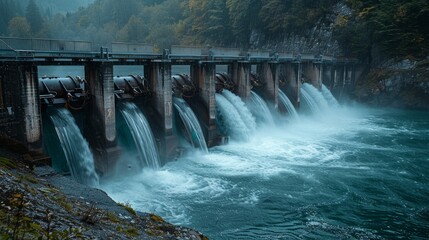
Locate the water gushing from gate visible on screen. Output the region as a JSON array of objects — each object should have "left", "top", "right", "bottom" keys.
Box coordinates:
[
  {"left": 278, "top": 89, "right": 299, "bottom": 119},
  {"left": 173, "top": 97, "right": 208, "bottom": 153},
  {"left": 302, "top": 83, "right": 329, "bottom": 110},
  {"left": 321, "top": 84, "right": 339, "bottom": 107},
  {"left": 248, "top": 91, "right": 274, "bottom": 125},
  {"left": 118, "top": 102, "right": 160, "bottom": 169},
  {"left": 300, "top": 87, "right": 320, "bottom": 113},
  {"left": 49, "top": 108, "right": 99, "bottom": 187},
  {"left": 221, "top": 90, "right": 257, "bottom": 132},
  {"left": 215, "top": 93, "right": 253, "bottom": 141}
]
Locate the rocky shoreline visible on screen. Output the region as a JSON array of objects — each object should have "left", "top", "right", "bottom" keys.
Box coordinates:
[
  {"left": 353, "top": 58, "right": 429, "bottom": 110},
  {"left": 0, "top": 143, "right": 207, "bottom": 240}
]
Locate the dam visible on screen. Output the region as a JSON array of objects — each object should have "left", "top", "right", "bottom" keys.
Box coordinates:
[
  {"left": 1, "top": 37, "right": 428, "bottom": 240},
  {"left": 0, "top": 36, "right": 360, "bottom": 180}
]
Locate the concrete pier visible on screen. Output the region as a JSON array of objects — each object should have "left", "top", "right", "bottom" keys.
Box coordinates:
[
  {"left": 85, "top": 62, "right": 120, "bottom": 172},
  {"left": 256, "top": 62, "right": 279, "bottom": 109},
  {"left": 190, "top": 62, "right": 219, "bottom": 147},
  {"left": 302, "top": 62, "right": 322, "bottom": 89},
  {"left": 231, "top": 62, "right": 251, "bottom": 99},
  {"left": 322, "top": 63, "right": 334, "bottom": 89},
  {"left": 0, "top": 63, "right": 42, "bottom": 152},
  {"left": 280, "top": 62, "right": 301, "bottom": 108},
  {"left": 145, "top": 60, "right": 178, "bottom": 164}
]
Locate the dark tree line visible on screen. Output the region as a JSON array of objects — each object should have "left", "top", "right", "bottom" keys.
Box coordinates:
[
  {"left": 0, "top": 0, "right": 45, "bottom": 37},
  {"left": 1, "top": 0, "right": 428, "bottom": 60},
  {"left": 335, "top": 0, "right": 429, "bottom": 60}
]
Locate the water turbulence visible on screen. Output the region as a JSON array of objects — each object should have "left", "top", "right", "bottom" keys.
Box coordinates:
[
  {"left": 48, "top": 108, "right": 99, "bottom": 187},
  {"left": 173, "top": 97, "right": 208, "bottom": 153},
  {"left": 248, "top": 91, "right": 275, "bottom": 125},
  {"left": 221, "top": 90, "right": 257, "bottom": 132},
  {"left": 118, "top": 102, "right": 160, "bottom": 169},
  {"left": 102, "top": 104, "right": 429, "bottom": 239},
  {"left": 278, "top": 89, "right": 299, "bottom": 119},
  {"left": 215, "top": 93, "right": 252, "bottom": 140},
  {"left": 300, "top": 87, "right": 320, "bottom": 113},
  {"left": 302, "top": 83, "right": 329, "bottom": 110},
  {"left": 321, "top": 84, "right": 339, "bottom": 107}
]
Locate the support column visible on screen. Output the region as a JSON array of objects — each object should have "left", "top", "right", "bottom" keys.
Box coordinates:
[
  {"left": 85, "top": 62, "right": 119, "bottom": 173},
  {"left": 333, "top": 65, "right": 340, "bottom": 88},
  {"left": 282, "top": 62, "right": 301, "bottom": 108},
  {"left": 190, "top": 62, "right": 219, "bottom": 147},
  {"left": 331, "top": 64, "right": 343, "bottom": 97},
  {"left": 302, "top": 62, "right": 322, "bottom": 89},
  {"left": 231, "top": 61, "right": 251, "bottom": 99},
  {"left": 256, "top": 62, "right": 279, "bottom": 109},
  {"left": 146, "top": 60, "right": 178, "bottom": 164},
  {"left": 21, "top": 64, "right": 42, "bottom": 152},
  {"left": 0, "top": 70, "right": 4, "bottom": 110},
  {"left": 0, "top": 63, "right": 42, "bottom": 152},
  {"left": 322, "top": 63, "right": 333, "bottom": 89},
  {"left": 342, "top": 65, "right": 347, "bottom": 88}
]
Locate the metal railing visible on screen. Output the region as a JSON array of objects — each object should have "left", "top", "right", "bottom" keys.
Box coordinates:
[
  {"left": 0, "top": 37, "right": 92, "bottom": 52},
  {"left": 169, "top": 45, "right": 206, "bottom": 59},
  {"left": 111, "top": 42, "right": 154, "bottom": 54},
  {"left": 0, "top": 36, "right": 358, "bottom": 63}
]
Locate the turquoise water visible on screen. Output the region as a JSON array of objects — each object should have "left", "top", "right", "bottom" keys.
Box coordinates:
[{"left": 103, "top": 106, "right": 429, "bottom": 239}]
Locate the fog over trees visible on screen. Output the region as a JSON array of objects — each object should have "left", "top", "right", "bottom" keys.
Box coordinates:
[{"left": 0, "top": 0, "right": 428, "bottom": 61}]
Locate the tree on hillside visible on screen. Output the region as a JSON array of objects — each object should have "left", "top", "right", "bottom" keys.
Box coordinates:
[
  {"left": 26, "top": 0, "right": 45, "bottom": 34},
  {"left": 259, "top": 0, "right": 289, "bottom": 37},
  {"left": 8, "top": 16, "right": 31, "bottom": 37},
  {"left": 186, "top": 0, "right": 233, "bottom": 45},
  {"left": 226, "top": 0, "right": 262, "bottom": 46},
  {"left": 335, "top": 0, "right": 429, "bottom": 60},
  {"left": 0, "top": 0, "right": 21, "bottom": 35},
  {"left": 106, "top": 0, "right": 140, "bottom": 25},
  {"left": 116, "top": 15, "right": 146, "bottom": 42},
  {"left": 145, "top": 24, "right": 179, "bottom": 50},
  {"left": 372, "top": 0, "right": 429, "bottom": 58}
]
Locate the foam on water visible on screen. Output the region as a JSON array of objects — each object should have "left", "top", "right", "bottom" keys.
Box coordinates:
[
  {"left": 102, "top": 100, "right": 429, "bottom": 239},
  {"left": 103, "top": 154, "right": 232, "bottom": 224}
]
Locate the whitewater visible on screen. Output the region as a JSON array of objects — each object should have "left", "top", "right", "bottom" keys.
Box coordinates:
[{"left": 102, "top": 98, "right": 429, "bottom": 239}]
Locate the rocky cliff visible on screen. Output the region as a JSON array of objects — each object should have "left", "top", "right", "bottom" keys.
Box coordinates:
[{"left": 354, "top": 58, "right": 429, "bottom": 110}]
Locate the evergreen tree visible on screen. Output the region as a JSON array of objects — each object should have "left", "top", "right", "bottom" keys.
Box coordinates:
[
  {"left": 0, "top": 0, "right": 19, "bottom": 35},
  {"left": 116, "top": 15, "right": 146, "bottom": 42},
  {"left": 186, "top": 0, "right": 233, "bottom": 45},
  {"left": 26, "top": 0, "right": 44, "bottom": 35},
  {"left": 226, "top": 0, "right": 262, "bottom": 46}
]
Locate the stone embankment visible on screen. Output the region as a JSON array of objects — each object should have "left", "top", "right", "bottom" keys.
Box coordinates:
[
  {"left": 354, "top": 58, "right": 429, "bottom": 110},
  {"left": 0, "top": 139, "right": 207, "bottom": 240}
]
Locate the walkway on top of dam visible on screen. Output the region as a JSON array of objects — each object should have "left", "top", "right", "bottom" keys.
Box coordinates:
[{"left": 0, "top": 36, "right": 357, "bottom": 65}]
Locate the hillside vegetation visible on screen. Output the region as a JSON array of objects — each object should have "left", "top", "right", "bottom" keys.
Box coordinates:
[{"left": 1, "top": 0, "right": 428, "bottom": 61}]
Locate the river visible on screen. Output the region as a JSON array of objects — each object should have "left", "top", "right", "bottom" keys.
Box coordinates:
[{"left": 102, "top": 105, "right": 429, "bottom": 239}]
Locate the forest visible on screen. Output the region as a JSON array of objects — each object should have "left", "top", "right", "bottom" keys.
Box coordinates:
[{"left": 1, "top": 0, "right": 428, "bottom": 61}]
